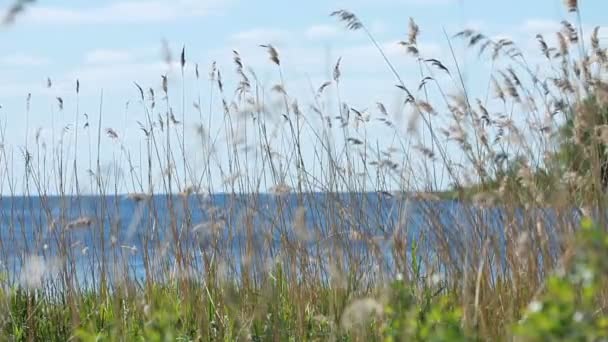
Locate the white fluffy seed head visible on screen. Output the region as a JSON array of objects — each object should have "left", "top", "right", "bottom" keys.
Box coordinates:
[
  {"left": 20, "top": 255, "right": 49, "bottom": 289},
  {"left": 340, "top": 298, "right": 384, "bottom": 332}
]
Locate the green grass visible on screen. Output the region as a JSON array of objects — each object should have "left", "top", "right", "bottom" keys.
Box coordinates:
[{"left": 2, "top": 220, "right": 608, "bottom": 341}]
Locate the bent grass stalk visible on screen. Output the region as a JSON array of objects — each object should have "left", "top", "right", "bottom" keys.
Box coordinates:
[{"left": 0, "top": 3, "right": 607, "bottom": 340}]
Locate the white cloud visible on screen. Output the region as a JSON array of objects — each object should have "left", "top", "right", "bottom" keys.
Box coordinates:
[
  {"left": 521, "top": 19, "right": 560, "bottom": 36},
  {"left": 401, "top": 0, "right": 453, "bottom": 3},
  {"left": 0, "top": 59, "right": 179, "bottom": 98},
  {"left": 16, "top": 0, "right": 232, "bottom": 25},
  {"left": 462, "top": 20, "right": 486, "bottom": 32},
  {"left": 515, "top": 21, "right": 607, "bottom": 64},
  {"left": 369, "top": 20, "right": 389, "bottom": 36},
  {"left": 68, "top": 61, "right": 178, "bottom": 87},
  {"left": 0, "top": 53, "right": 49, "bottom": 67},
  {"left": 231, "top": 28, "right": 292, "bottom": 45},
  {"left": 85, "top": 49, "right": 134, "bottom": 65},
  {"left": 338, "top": 0, "right": 454, "bottom": 6},
  {"left": 0, "top": 82, "right": 47, "bottom": 97},
  {"left": 382, "top": 40, "right": 443, "bottom": 58},
  {"left": 305, "top": 24, "right": 340, "bottom": 40}
]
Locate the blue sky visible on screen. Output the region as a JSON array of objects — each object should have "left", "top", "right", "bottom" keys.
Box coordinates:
[{"left": 0, "top": 0, "right": 606, "bottom": 194}]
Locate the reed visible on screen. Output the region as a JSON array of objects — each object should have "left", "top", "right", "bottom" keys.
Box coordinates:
[{"left": 0, "top": 1, "right": 607, "bottom": 341}]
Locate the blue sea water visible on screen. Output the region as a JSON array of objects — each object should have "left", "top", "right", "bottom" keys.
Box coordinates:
[{"left": 0, "top": 193, "right": 577, "bottom": 287}]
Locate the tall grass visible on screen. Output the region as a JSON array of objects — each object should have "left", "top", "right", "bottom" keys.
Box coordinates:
[{"left": 0, "top": 1, "right": 607, "bottom": 340}]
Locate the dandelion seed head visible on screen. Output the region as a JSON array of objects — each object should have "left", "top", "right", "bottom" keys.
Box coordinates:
[
  {"left": 528, "top": 300, "right": 542, "bottom": 313},
  {"left": 20, "top": 255, "right": 48, "bottom": 289},
  {"left": 340, "top": 298, "right": 384, "bottom": 332}
]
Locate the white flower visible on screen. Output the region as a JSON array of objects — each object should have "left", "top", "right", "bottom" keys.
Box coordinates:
[
  {"left": 395, "top": 273, "right": 403, "bottom": 282},
  {"left": 527, "top": 300, "right": 543, "bottom": 313},
  {"left": 573, "top": 311, "right": 584, "bottom": 322},
  {"left": 580, "top": 267, "right": 594, "bottom": 283},
  {"left": 430, "top": 273, "right": 443, "bottom": 286}
]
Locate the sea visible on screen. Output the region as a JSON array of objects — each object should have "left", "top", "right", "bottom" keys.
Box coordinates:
[{"left": 0, "top": 193, "right": 576, "bottom": 288}]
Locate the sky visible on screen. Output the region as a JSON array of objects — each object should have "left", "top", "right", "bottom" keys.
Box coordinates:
[{"left": 0, "top": 0, "right": 606, "bottom": 194}]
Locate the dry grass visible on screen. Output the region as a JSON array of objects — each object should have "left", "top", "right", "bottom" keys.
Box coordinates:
[{"left": 0, "top": 2, "right": 607, "bottom": 341}]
